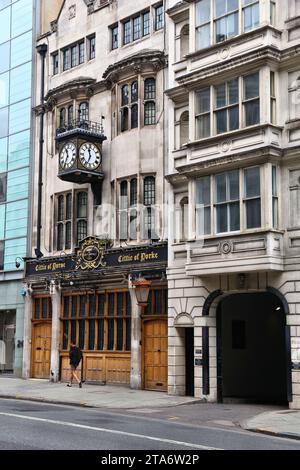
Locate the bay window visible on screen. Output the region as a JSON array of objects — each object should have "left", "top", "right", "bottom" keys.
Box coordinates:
[
  {"left": 195, "top": 167, "right": 263, "bottom": 236},
  {"left": 196, "top": 72, "right": 260, "bottom": 139},
  {"left": 196, "top": 0, "right": 261, "bottom": 50},
  {"left": 243, "top": 72, "right": 260, "bottom": 126},
  {"left": 244, "top": 167, "right": 261, "bottom": 229}
]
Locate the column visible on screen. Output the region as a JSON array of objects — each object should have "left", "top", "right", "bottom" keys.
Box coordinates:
[
  {"left": 22, "top": 285, "right": 33, "bottom": 379},
  {"left": 50, "top": 284, "right": 61, "bottom": 383},
  {"left": 129, "top": 284, "right": 142, "bottom": 390}
]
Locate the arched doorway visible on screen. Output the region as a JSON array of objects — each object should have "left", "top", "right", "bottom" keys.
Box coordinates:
[{"left": 216, "top": 292, "right": 289, "bottom": 405}]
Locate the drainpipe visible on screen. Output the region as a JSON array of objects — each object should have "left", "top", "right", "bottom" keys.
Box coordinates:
[{"left": 36, "top": 44, "right": 48, "bottom": 257}]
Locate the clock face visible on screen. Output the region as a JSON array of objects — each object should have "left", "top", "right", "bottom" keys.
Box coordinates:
[
  {"left": 79, "top": 143, "right": 101, "bottom": 170},
  {"left": 60, "top": 142, "right": 76, "bottom": 169}
]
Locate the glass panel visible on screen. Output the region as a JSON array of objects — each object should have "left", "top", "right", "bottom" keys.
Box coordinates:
[
  {"left": 108, "top": 293, "right": 114, "bottom": 317},
  {"left": 6, "top": 167, "right": 29, "bottom": 201},
  {"left": 244, "top": 72, "right": 259, "bottom": 99},
  {"left": 196, "top": 176, "right": 211, "bottom": 205},
  {"left": 272, "top": 166, "right": 277, "bottom": 196},
  {"left": 107, "top": 319, "right": 114, "bottom": 350},
  {"left": 229, "top": 106, "right": 239, "bottom": 130},
  {"left": 144, "top": 78, "right": 156, "bottom": 100},
  {"left": 229, "top": 170, "right": 239, "bottom": 199},
  {"left": 63, "top": 322, "right": 69, "bottom": 350},
  {"left": 42, "top": 298, "right": 48, "bottom": 319},
  {"left": 66, "top": 193, "right": 72, "bottom": 219},
  {"left": 63, "top": 296, "right": 70, "bottom": 318},
  {"left": 144, "top": 176, "right": 155, "bottom": 205},
  {"left": 97, "top": 319, "right": 104, "bottom": 350},
  {"left": 10, "top": 62, "right": 31, "bottom": 103},
  {"left": 227, "top": 12, "right": 238, "bottom": 38},
  {"left": 117, "top": 319, "right": 123, "bottom": 350},
  {"left": 197, "top": 88, "right": 210, "bottom": 113},
  {"left": 126, "top": 318, "right": 131, "bottom": 351},
  {"left": 133, "top": 16, "right": 141, "bottom": 41},
  {"left": 79, "top": 320, "right": 85, "bottom": 350},
  {"left": 89, "top": 294, "right": 96, "bottom": 317},
  {"left": 131, "top": 81, "right": 138, "bottom": 102},
  {"left": 0, "top": 72, "right": 9, "bottom": 108},
  {"left": 34, "top": 299, "right": 40, "bottom": 320},
  {"left": 71, "top": 321, "right": 76, "bottom": 344},
  {"left": 79, "top": 295, "right": 86, "bottom": 317},
  {"left": 196, "top": 114, "right": 210, "bottom": 138},
  {"left": 229, "top": 79, "right": 239, "bottom": 104},
  {"left": 216, "top": 204, "right": 228, "bottom": 233},
  {"left": 196, "top": 0, "right": 210, "bottom": 24},
  {"left": 88, "top": 319, "right": 95, "bottom": 350},
  {"left": 71, "top": 296, "right": 77, "bottom": 318},
  {"left": 76, "top": 220, "right": 87, "bottom": 244},
  {"left": 8, "top": 130, "right": 30, "bottom": 170},
  {"left": 11, "top": 30, "right": 32, "bottom": 68},
  {"left": 143, "top": 11, "right": 150, "bottom": 36},
  {"left": 0, "top": 7, "right": 10, "bottom": 44},
  {"left": 97, "top": 294, "right": 105, "bottom": 316},
  {"left": 216, "top": 109, "right": 227, "bottom": 134},
  {"left": 4, "top": 236, "right": 26, "bottom": 271},
  {"left": 245, "top": 99, "right": 260, "bottom": 126},
  {"left": 0, "top": 205, "right": 5, "bottom": 238},
  {"left": 229, "top": 201, "right": 240, "bottom": 230},
  {"left": 245, "top": 167, "right": 260, "bottom": 198},
  {"left": 216, "top": 173, "right": 227, "bottom": 202},
  {"left": 216, "top": 83, "right": 226, "bottom": 108},
  {"left": 0, "top": 42, "right": 10, "bottom": 74},
  {"left": 216, "top": 17, "right": 226, "bottom": 42},
  {"left": 122, "top": 85, "right": 129, "bottom": 106},
  {"left": 77, "top": 192, "right": 87, "bottom": 218},
  {"left": 0, "top": 137, "right": 7, "bottom": 172},
  {"left": 244, "top": 3, "right": 260, "bottom": 32},
  {"left": 11, "top": 0, "right": 32, "bottom": 38},
  {"left": 5, "top": 199, "right": 28, "bottom": 238},
  {"left": 9, "top": 98, "right": 31, "bottom": 134},
  {"left": 246, "top": 198, "right": 261, "bottom": 228},
  {"left": 0, "top": 107, "right": 8, "bottom": 138}
]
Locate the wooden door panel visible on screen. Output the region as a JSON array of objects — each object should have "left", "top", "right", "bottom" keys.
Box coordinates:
[
  {"left": 32, "top": 323, "right": 52, "bottom": 379},
  {"left": 143, "top": 319, "right": 168, "bottom": 391}
]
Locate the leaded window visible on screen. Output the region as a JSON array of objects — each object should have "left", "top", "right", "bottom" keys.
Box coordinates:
[
  {"left": 61, "top": 292, "right": 132, "bottom": 352},
  {"left": 111, "top": 25, "right": 118, "bottom": 50},
  {"left": 155, "top": 4, "right": 164, "bottom": 30},
  {"left": 78, "top": 102, "right": 89, "bottom": 122},
  {"left": 55, "top": 191, "right": 88, "bottom": 251}
]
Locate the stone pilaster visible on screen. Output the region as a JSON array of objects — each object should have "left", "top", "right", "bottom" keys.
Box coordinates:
[
  {"left": 22, "top": 285, "right": 33, "bottom": 379},
  {"left": 50, "top": 283, "right": 61, "bottom": 383},
  {"left": 129, "top": 282, "right": 142, "bottom": 390}
]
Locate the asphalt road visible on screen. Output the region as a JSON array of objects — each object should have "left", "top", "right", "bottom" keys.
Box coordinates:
[{"left": 0, "top": 399, "right": 300, "bottom": 451}]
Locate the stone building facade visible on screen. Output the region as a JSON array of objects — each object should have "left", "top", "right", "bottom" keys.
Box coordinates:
[
  {"left": 166, "top": 0, "right": 300, "bottom": 408},
  {"left": 23, "top": 0, "right": 169, "bottom": 392}
]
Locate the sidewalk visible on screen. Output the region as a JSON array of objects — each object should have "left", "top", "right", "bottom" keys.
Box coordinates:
[
  {"left": 1, "top": 377, "right": 300, "bottom": 440},
  {"left": 0, "top": 377, "right": 201, "bottom": 409},
  {"left": 241, "top": 409, "right": 300, "bottom": 440}
]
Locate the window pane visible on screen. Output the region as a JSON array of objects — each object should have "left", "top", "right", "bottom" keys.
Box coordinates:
[
  {"left": 107, "top": 319, "right": 114, "bottom": 350},
  {"left": 196, "top": 176, "right": 211, "bottom": 205},
  {"left": 0, "top": 72, "right": 9, "bottom": 108},
  {"left": 196, "top": 206, "right": 211, "bottom": 235},
  {"left": 216, "top": 17, "right": 226, "bottom": 43},
  {"left": 0, "top": 137, "right": 7, "bottom": 172},
  {"left": 196, "top": 0, "right": 210, "bottom": 25},
  {"left": 11, "top": 0, "right": 32, "bottom": 38},
  {"left": 0, "top": 107, "right": 8, "bottom": 138},
  {"left": 246, "top": 198, "right": 261, "bottom": 228},
  {"left": 8, "top": 130, "right": 30, "bottom": 170},
  {"left": 244, "top": 73, "right": 259, "bottom": 99},
  {"left": 97, "top": 319, "right": 104, "bottom": 350},
  {"left": 244, "top": 3, "right": 260, "bottom": 32},
  {"left": 216, "top": 109, "right": 227, "bottom": 134},
  {"left": 122, "top": 85, "right": 129, "bottom": 106},
  {"left": 77, "top": 220, "right": 87, "bottom": 244},
  {"left": 228, "top": 79, "right": 239, "bottom": 104},
  {"left": 0, "top": 7, "right": 10, "bottom": 44},
  {"left": 144, "top": 78, "right": 155, "bottom": 100},
  {"left": 77, "top": 192, "right": 87, "bottom": 218},
  {"left": 229, "top": 170, "right": 239, "bottom": 199},
  {"left": 229, "top": 201, "right": 240, "bottom": 230},
  {"left": 272, "top": 166, "right": 277, "bottom": 196},
  {"left": 229, "top": 106, "right": 239, "bottom": 130},
  {"left": 216, "top": 173, "right": 227, "bottom": 202},
  {"left": 9, "top": 99, "right": 31, "bottom": 134},
  {"left": 197, "top": 115, "right": 210, "bottom": 138},
  {"left": 197, "top": 88, "right": 210, "bottom": 113},
  {"left": 245, "top": 99, "right": 259, "bottom": 126},
  {"left": 216, "top": 83, "right": 226, "bottom": 108},
  {"left": 197, "top": 23, "right": 211, "bottom": 49},
  {"left": 0, "top": 42, "right": 10, "bottom": 74},
  {"left": 133, "top": 16, "right": 141, "bottom": 41},
  {"left": 88, "top": 320, "right": 95, "bottom": 350},
  {"left": 227, "top": 12, "right": 238, "bottom": 38},
  {"left": 10, "top": 62, "right": 32, "bottom": 104},
  {"left": 131, "top": 81, "right": 138, "bottom": 102},
  {"left": 245, "top": 167, "right": 260, "bottom": 197},
  {"left": 216, "top": 204, "right": 228, "bottom": 232}
]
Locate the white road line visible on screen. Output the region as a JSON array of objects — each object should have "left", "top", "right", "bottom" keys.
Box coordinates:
[{"left": 0, "top": 412, "right": 222, "bottom": 450}]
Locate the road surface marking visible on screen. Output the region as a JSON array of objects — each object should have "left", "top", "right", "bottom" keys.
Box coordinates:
[{"left": 0, "top": 411, "right": 222, "bottom": 450}]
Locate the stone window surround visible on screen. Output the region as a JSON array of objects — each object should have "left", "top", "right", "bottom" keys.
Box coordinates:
[
  {"left": 51, "top": 34, "right": 96, "bottom": 76},
  {"left": 53, "top": 189, "right": 89, "bottom": 253},
  {"left": 188, "top": 162, "right": 280, "bottom": 240}
]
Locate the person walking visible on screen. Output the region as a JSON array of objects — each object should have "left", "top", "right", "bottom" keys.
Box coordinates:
[{"left": 67, "top": 341, "right": 83, "bottom": 388}]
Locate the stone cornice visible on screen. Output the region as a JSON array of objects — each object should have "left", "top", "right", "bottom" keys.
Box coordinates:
[
  {"left": 166, "top": 1, "right": 189, "bottom": 19},
  {"left": 166, "top": 145, "right": 282, "bottom": 184},
  {"left": 103, "top": 50, "right": 167, "bottom": 83},
  {"left": 175, "top": 45, "right": 281, "bottom": 90},
  {"left": 44, "top": 77, "right": 108, "bottom": 109}
]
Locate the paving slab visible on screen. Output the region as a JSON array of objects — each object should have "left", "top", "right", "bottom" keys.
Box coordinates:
[
  {"left": 0, "top": 377, "right": 201, "bottom": 409},
  {"left": 241, "top": 409, "right": 300, "bottom": 440}
]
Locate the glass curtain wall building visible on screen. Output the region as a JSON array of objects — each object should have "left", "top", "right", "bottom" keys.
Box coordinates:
[{"left": 0, "top": 0, "right": 37, "bottom": 376}]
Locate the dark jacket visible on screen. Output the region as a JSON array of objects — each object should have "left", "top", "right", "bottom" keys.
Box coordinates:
[{"left": 69, "top": 346, "right": 82, "bottom": 366}]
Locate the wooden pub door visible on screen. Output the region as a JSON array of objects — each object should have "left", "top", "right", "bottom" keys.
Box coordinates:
[
  {"left": 32, "top": 323, "right": 52, "bottom": 379},
  {"left": 143, "top": 319, "right": 168, "bottom": 391}
]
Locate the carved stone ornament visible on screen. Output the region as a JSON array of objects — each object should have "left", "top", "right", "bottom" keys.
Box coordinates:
[
  {"left": 69, "top": 5, "right": 76, "bottom": 19},
  {"left": 220, "top": 241, "right": 233, "bottom": 255},
  {"left": 50, "top": 20, "right": 58, "bottom": 33},
  {"left": 220, "top": 140, "right": 232, "bottom": 153}
]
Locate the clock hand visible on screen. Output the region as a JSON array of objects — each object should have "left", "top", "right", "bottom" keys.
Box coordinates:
[{"left": 88, "top": 148, "right": 92, "bottom": 163}]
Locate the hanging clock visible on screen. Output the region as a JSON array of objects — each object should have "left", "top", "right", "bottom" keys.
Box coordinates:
[
  {"left": 59, "top": 142, "right": 77, "bottom": 169},
  {"left": 79, "top": 143, "right": 102, "bottom": 170}
]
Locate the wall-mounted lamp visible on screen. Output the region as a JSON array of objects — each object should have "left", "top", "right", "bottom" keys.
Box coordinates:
[
  {"left": 15, "top": 257, "right": 23, "bottom": 269},
  {"left": 132, "top": 277, "right": 152, "bottom": 307}
]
